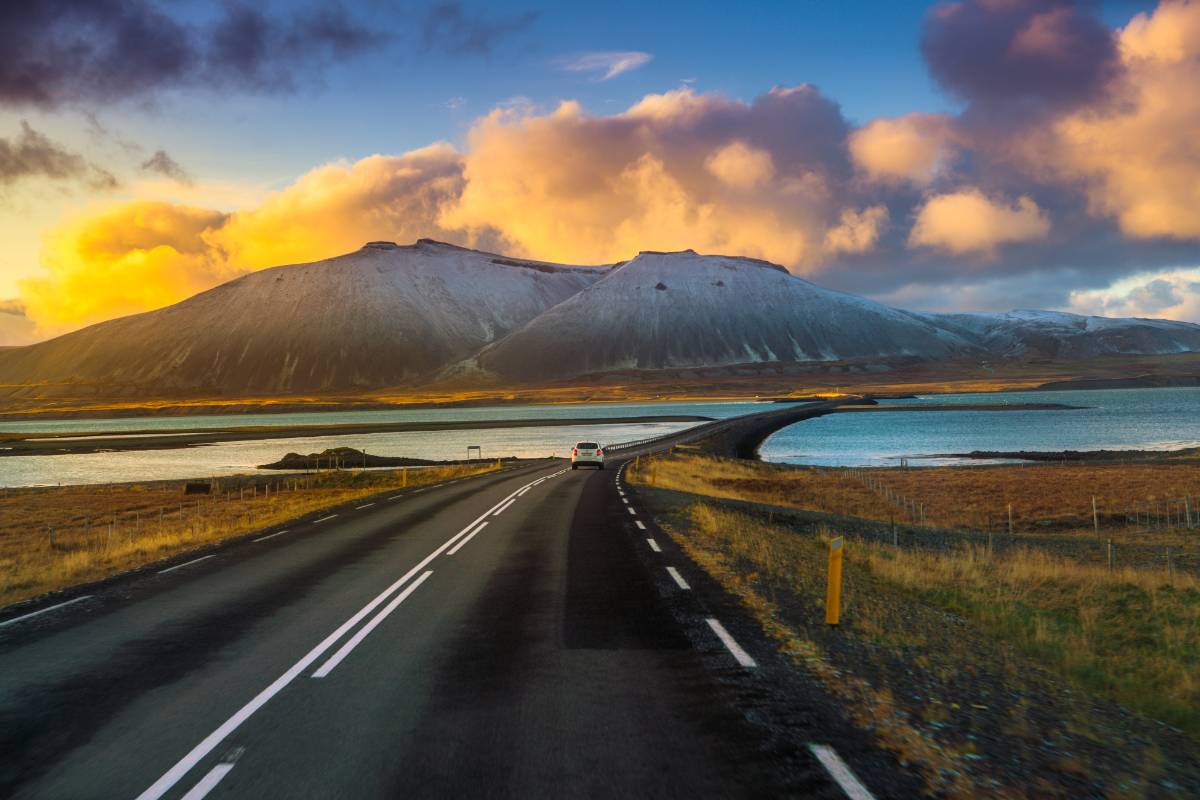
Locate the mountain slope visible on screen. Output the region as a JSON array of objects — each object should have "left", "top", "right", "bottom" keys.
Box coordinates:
[
  {"left": 921, "top": 310, "right": 1200, "bottom": 359},
  {"left": 473, "top": 250, "right": 979, "bottom": 382},
  {"left": 0, "top": 240, "right": 604, "bottom": 395}
]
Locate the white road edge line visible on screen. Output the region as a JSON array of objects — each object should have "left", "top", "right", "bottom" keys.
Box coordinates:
[
  {"left": 355, "top": 503, "right": 375, "bottom": 510},
  {"left": 312, "top": 514, "right": 337, "bottom": 524},
  {"left": 0, "top": 595, "right": 92, "bottom": 629},
  {"left": 646, "top": 538, "right": 662, "bottom": 553},
  {"left": 158, "top": 555, "right": 215, "bottom": 575},
  {"left": 705, "top": 618, "right": 757, "bottom": 668},
  {"left": 492, "top": 498, "right": 516, "bottom": 516},
  {"left": 808, "top": 744, "right": 876, "bottom": 800},
  {"left": 179, "top": 763, "right": 235, "bottom": 800},
  {"left": 312, "top": 570, "right": 434, "bottom": 678},
  {"left": 252, "top": 529, "right": 288, "bottom": 543},
  {"left": 635, "top": 521, "right": 647, "bottom": 531},
  {"left": 135, "top": 471, "right": 546, "bottom": 800},
  {"left": 666, "top": 567, "right": 691, "bottom": 590},
  {"left": 446, "top": 522, "right": 488, "bottom": 555}
]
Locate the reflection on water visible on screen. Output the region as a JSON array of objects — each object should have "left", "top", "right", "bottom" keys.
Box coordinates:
[
  {"left": 0, "top": 400, "right": 766, "bottom": 487},
  {"left": 759, "top": 388, "right": 1200, "bottom": 467}
]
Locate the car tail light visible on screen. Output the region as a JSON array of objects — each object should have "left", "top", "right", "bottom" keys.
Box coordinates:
[
  {"left": 595, "top": 450, "right": 601, "bottom": 456},
  {"left": 572, "top": 448, "right": 577, "bottom": 456}
]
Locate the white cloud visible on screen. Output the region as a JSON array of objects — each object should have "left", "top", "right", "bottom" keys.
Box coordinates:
[
  {"left": 558, "top": 51, "right": 653, "bottom": 81},
  {"left": 1065, "top": 268, "right": 1200, "bottom": 322}
]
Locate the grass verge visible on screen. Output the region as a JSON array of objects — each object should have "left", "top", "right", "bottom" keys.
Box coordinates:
[{"left": 0, "top": 463, "right": 500, "bottom": 609}]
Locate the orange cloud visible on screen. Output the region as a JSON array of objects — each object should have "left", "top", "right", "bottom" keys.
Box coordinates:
[
  {"left": 849, "top": 113, "right": 957, "bottom": 185},
  {"left": 908, "top": 189, "right": 1050, "bottom": 257},
  {"left": 1038, "top": 0, "right": 1200, "bottom": 239}
]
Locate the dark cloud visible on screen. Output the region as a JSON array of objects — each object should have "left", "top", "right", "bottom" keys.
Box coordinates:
[
  {"left": 1128, "top": 279, "right": 1181, "bottom": 313},
  {"left": 921, "top": 0, "right": 1118, "bottom": 117},
  {"left": 420, "top": 1, "right": 537, "bottom": 55},
  {"left": 140, "top": 149, "right": 192, "bottom": 184},
  {"left": 0, "top": 1, "right": 385, "bottom": 108},
  {"left": 0, "top": 121, "right": 118, "bottom": 189}
]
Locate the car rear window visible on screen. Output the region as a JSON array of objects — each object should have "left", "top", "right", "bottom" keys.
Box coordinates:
[{"left": 576, "top": 442, "right": 599, "bottom": 449}]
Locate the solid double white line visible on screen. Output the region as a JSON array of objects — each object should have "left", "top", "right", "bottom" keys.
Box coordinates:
[
  {"left": 135, "top": 468, "right": 555, "bottom": 800},
  {"left": 492, "top": 498, "right": 516, "bottom": 516},
  {"left": 447, "top": 521, "right": 488, "bottom": 555},
  {"left": 311, "top": 571, "right": 434, "bottom": 678},
  {"left": 179, "top": 763, "right": 234, "bottom": 800}
]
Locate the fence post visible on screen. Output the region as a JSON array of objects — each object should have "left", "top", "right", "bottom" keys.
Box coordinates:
[
  {"left": 1107, "top": 539, "right": 1114, "bottom": 572},
  {"left": 1092, "top": 496, "right": 1099, "bottom": 534},
  {"left": 1008, "top": 503, "right": 1014, "bottom": 536},
  {"left": 825, "top": 536, "right": 844, "bottom": 627}
]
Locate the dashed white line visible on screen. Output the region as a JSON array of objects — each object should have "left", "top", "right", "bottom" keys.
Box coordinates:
[
  {"left": 705, "top": 618, "right": 757, "bottom": 668},
  {"left": 635, "top": 520, "right": 646, "bottom": 530},
  {"left": 389, "top": 495, "right": 403, "bottom": 501},
  {"left": 355, "top": 503, "right": 375, "bottom": 510},
  {"left": 626, "top": 507, "right": 637, "bottom": 515},
  {"left": 622, "top": 497, "right": 630, "bottom": 505},
  {"left": 252, "top": 529, "right": 289, "bottom": 543},
  {"left": 446, "top": 522, "right": 488, "bottom": 555},
  {"left": 646, "top": 538, "right": 662, "bottom": 553},
  {"left": 179, "top": 763, "right": 235, "bottom": 800},
  {"left": 312, "top": 514, "right": 337, "bottom": 524},
  {"left": 666, "top": 567, "right": 691, "bottom": 590},
  {"left": 158, "top": 555, "right": 215, "bottom": 575},
  {"left": 0, "top": 595, "right": 92, "bottom": 629},
  {"left": 312, "top": 570, "right": 434, "bottom": 678},
  {"left": 809, "top": 744, "right": 876, "bottom": 800},
  {"left": 492, "top": 498, "right": 516, "bottom": 516}
]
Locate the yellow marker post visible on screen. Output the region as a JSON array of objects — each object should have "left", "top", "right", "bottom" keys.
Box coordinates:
[
  {"left": 825, "top": 536, "right": 844, "bottom": 627},
  {"left": 402, "top": 467, "right": 408, "bottom": 487}
]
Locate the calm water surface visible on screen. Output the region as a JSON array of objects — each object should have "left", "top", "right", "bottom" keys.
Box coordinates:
[
  {"left": 0, "top": 401, "right": 764, "bottom": 487},
  {"left": 760, "top": 387, "right": 1200, "bottom": 467}
]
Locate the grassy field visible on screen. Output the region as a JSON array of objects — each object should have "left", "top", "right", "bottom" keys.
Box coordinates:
[
  {"left": 633, "top": 451, "right": 1200, "bottom": 541},
  {"left": 0, "top": 463, "right": 500, "bottom": 609},
  {"left": 629, "top": 452, "right": 1200, "bottom": 795}
]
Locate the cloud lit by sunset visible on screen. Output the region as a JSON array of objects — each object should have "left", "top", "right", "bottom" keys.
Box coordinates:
[{"left": 2, "top": 0, "right": 1199, "bottom": 342}]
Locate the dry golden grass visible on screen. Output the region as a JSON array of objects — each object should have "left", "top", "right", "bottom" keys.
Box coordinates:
[
  {"left": 680, "top": 503, "right": 1200, "bottom": 738},
  {"left": 666, "top": 502, "right": 1200, "bottom": 796},
  {"left": 0, "top": 463, "right": 499, "bottom": 608},
  {"left": 629, "top": 452, "right": 1200, "bottom": 541}
]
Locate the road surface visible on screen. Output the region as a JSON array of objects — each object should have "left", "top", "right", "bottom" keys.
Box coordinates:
[{"left": 0, "top": 450, "right": 887, "bottom": 798}]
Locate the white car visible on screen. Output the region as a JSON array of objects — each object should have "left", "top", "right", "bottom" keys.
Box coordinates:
[{"left": 571, "top": 441, "right": 605, "bottom": 470}]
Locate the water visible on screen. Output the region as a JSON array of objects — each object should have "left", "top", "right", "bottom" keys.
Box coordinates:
[
  {"left": 0, "top": 401, "right": 765, "bottom": 487},
  {"left": 759, "top": 387, "right": 1200, "bottom": 467}
]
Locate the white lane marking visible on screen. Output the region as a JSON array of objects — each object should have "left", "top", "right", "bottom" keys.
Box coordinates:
[
  {"left": 809, "top": 744, "right": 877, "bottom": 800},
  {"left": 446, "top": 522, "right": 488, "bottom": 555},
  {"left": 312, "top": 571, "right": 434, "bottom": 678},
  {"left": 252, "top": 529, "right": 289, "bottom": 543},
  {"left": 517, "top": 486, "right": 531, "bottom": 497},
  {"left": 136, "top": 469, "right": 554, "bottom": 800},
  {"left": 705, "top": 618, "right": 757, "bottom": 668},
  {"left": 627, "top": 507, "right": 637, "bottom": 515},
  {"left": 312, "top": 514, "right": 337, "bottom": 524},
  {"left": 492, "top": 498, "right": 516, "bottom": 516},
  {"left": 355, "top": 503, "right": 375, "bottom": 510},
  {"left": 158, "top": 555, "right": 216, "bottom": 575},
  {"left": 622, "top": 497, "right": 630, "bottom": 505},
  {"left": 666, "top": 567, "right": 691, "bottom": 590},
  {"left": 635, "top": 521, "right": 646, "bottom": 531},
  {"left": 180, "top": 763, "right": 235, "bottom": 800},
  {"left": 0, "top": 595, "right": 92, "bottom": 629},
  {"left": 646, "top": 538, "right": 662, "bottom": 553},
  {"left": 389, "top": 495, "right": 403, "bottom": 501}
]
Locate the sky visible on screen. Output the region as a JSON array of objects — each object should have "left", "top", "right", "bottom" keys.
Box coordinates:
[{"left": 2, "top": 0, "right": 1198, "bottom": 345}]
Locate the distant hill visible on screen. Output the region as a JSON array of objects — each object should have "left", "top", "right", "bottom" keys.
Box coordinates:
[
  {"left": 0, "top": 240, "right": 602, "bottom": 395},
  {"left": 473, "top": 250, "right": 977, "bottom": 381},
  {"left": 1, "top": 241, "right": 1198, "bottom": 397},
  {"left": 919, "top": 310, "right": 1200, "bottom": 359}
]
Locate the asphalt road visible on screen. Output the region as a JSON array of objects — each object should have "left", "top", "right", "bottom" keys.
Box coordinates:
[{"left": 0, "top": 455, "right": 878, "bottom": 799}]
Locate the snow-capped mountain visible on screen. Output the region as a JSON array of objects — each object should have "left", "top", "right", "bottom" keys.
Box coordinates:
[
  {"left": 0, "top": 240, "right": 603, "bottom": 395},
  {"left": 919, "top": 309, "right": 1200, "bottom": 359},
  {"left": 2, "top": 241, "right": 1198, "bottom": 397},
  {"left": 473, "top": 250, "right": 979, "bottom": 381}
]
